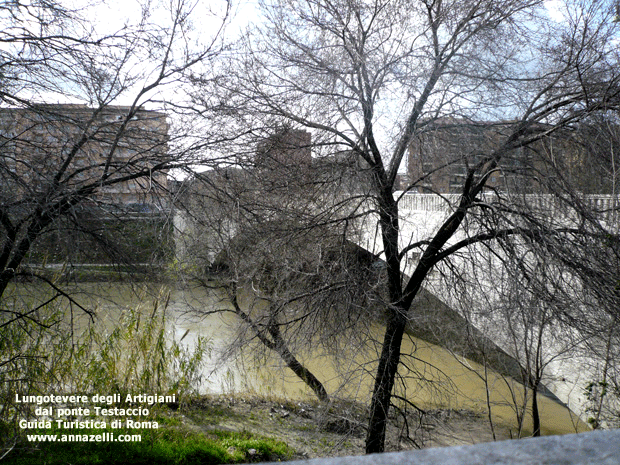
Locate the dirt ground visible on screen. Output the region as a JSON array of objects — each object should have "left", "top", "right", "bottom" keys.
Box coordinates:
[{"left": 177, "top": 394, "right": 516, "bottom": 460}]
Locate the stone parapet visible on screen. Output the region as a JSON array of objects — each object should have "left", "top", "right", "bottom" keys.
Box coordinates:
[{"left": 262, "top": 430, "right": 620, "bottom": 465}]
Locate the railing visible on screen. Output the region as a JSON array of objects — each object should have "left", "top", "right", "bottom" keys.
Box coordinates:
[
  {"left": 397, "top": 193, "right": 620, "bottom": 219},
  {"left": 396, "top": 193, "right": 460, "bottom": 211}
]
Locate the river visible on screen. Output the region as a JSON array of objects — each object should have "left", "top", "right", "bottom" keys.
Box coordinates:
[{"left": 5, "top": 281, "right": 586, "bottom": 437}]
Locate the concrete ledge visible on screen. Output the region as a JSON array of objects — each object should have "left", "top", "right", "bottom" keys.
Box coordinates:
[{"left": 266, "top": 429, "right": 620, "bottom": 465}]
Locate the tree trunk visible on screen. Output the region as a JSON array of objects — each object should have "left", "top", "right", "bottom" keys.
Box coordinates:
[
  {"left": 229, "top": 288, "right": 329, "bottom": 402},
  {"left": 229, "top": 283, "right": 329, "bottom": 401},
  {"left": 0, "top": 270, "right": 14, "bottom": 301},
  {"left": 229, "top": 283, "right": 329, "bottom": 402},
  {"left": 365, "top": 188, "right": 410, "bottom": 454},
  {"left": 268, "top": 323, "right": 329, "bottom": 402},
  {"left": 532, "top": 383, "right": 541, "bottom": 437},
  {"left": 365, "top": 309, "right": 408, "bottom": 453}
]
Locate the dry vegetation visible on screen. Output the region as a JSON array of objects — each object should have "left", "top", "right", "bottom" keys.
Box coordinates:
[{"left": 179, "top": 394, "right": 515, "bottom": 459}]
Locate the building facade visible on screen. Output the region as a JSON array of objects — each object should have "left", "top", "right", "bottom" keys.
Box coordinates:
[
  {"left": 255, "top": 128, "right": 312, "bottom": 169},
  {"left": 407, "top": 118, "right": 550, "bottom": 194},
  {"left": 0, "top": 104, "right": 169, "bottom": 209}
]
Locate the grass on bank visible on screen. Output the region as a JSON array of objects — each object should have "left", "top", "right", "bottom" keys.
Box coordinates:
[
  {"left": 1, "top": 287, "right": 295, "bottom": 464},
  {"left": 2, "top": 425, "right": 295, "bottom": 465}
]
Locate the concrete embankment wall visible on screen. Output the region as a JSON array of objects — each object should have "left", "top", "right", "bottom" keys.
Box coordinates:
[{"left": 262, "top": 429, "right": 620, "bottom": 465}]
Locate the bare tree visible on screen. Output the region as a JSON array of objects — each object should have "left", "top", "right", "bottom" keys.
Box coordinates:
[
  {"left": 440, "top": 234, "right": 589, "bottom": 437},
  {"left": 0, "top": 0, "right": 229, "bottom": 310},
  {"left": 175, "top": 145, "right": 382, "bottom": 401},
  {"left": 0, "top": 1, "right": 229, "bottom": 452},
  {"left": 188, "top": 0, "right": 620, "bottom": 452}
]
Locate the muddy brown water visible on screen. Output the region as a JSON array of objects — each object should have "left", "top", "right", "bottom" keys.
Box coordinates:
[{"left": 5, "top": 281, "right": 586, "bottom": 437}]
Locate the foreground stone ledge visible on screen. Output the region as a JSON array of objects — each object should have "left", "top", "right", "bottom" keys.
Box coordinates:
[{"left": 264, "top": 429, "right": 620, "bottom": 465}]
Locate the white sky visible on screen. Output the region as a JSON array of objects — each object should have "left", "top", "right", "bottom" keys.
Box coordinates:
[
  {"left": 9, "top": 0, "right": 604, "bottom": 179},
  {"left": 47, "top": 0, "right": 564, "bottom": 109},
  {"left": 545, "top": 0, "right": 566, "bottom": 21}
]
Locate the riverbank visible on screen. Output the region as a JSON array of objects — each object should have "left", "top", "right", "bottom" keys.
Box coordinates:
[
  {"left": 2, "top": 277, "right": 586, "bottom": 463},
  {"left": 0, "top": 391, "right": 582, "bottom": 464},
  {"left": 180, "top": 393, "right": 517, "bottom": 458}
]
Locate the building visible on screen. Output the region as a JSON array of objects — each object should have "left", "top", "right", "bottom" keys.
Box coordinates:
[
  {"left": 174, "top": 127, "right": 372, "bottom": 265},
  {"left": 255, "top": 128, "right": 312, "bottom": 169},
  {"left": 563, "top": 118, "right": 620, "bottom": 195},
  {"left": 407, "top": 118, "right": 549, "bottom": 194},
  {"left": 0, "top": 104, "right": 169, "bottom": 209}
]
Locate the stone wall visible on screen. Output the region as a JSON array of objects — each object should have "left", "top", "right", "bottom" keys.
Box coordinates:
[{"left": 262, "top": 429, "right": 620, "bottom": 465}]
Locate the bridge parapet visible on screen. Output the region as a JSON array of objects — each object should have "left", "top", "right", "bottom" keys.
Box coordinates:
[
  {"left": 397, "top": 192, "right": 620, "bottom": 218},
  {"left": 396, "top": 193, "right": 460, "bottom": 211},
  {"left": 384, "top": 192, "right": 620, "bottom": 423}
]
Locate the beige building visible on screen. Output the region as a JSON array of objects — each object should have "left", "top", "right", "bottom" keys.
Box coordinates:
[
  {"left": 0, "top": 104, "right": 169, "bottom": 209},
  {"left": 407, "top": 118, "right": 550, "bottom": 194}
]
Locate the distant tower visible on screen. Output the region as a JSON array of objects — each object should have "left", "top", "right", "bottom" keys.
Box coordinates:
[{"left": 256, "top": 128, "right": 312, "bottom": 169}]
